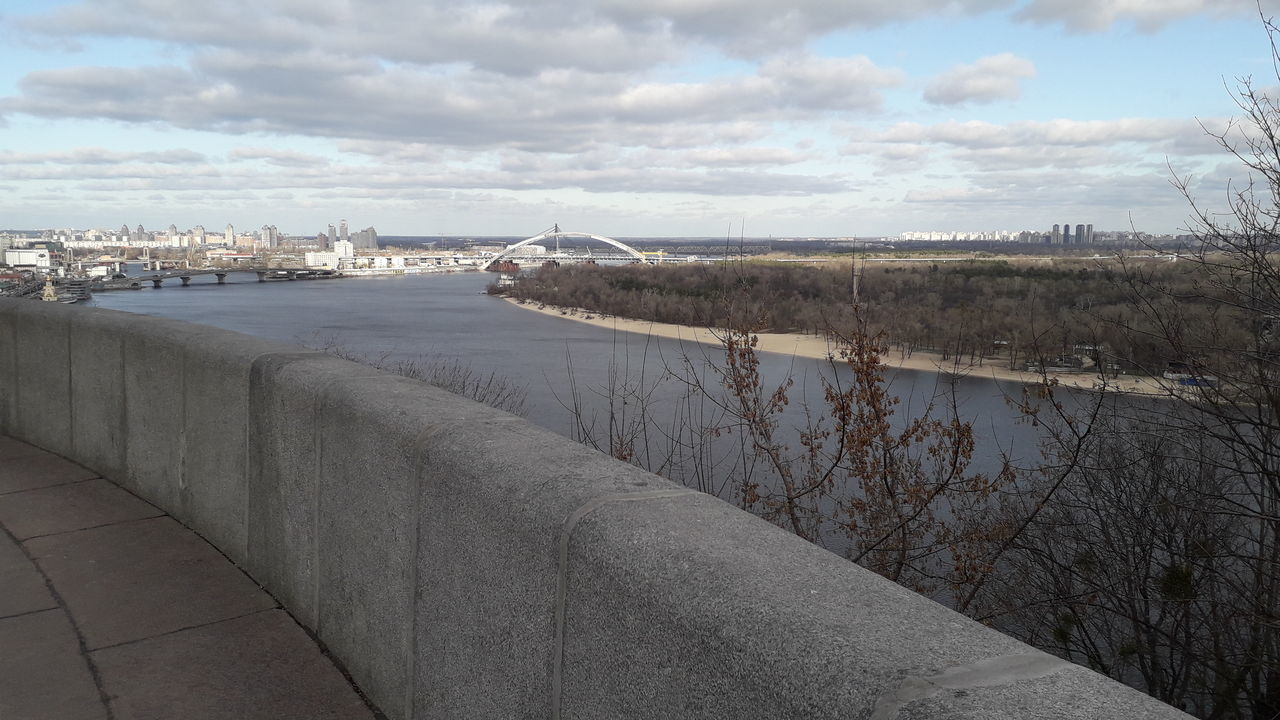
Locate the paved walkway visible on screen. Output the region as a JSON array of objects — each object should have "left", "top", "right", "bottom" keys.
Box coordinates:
[{"left": 0, "top": 435, "right": 379, "bottom": 720}]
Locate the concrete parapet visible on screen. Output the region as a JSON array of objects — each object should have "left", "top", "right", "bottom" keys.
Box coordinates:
[
  {"left": 0, "top": 297, "right": 1193, "bottom": 720},
  {"left": 67, "top": 309, "right": 129, "bottom": 480},
  {"left": 6, "top": 301, "right": 73, "bottom": 456},
  {"left": 247, "top": 352, "right": 369, "bottom": 631},
  {"left": 0, "top": 305, "right": 15, "bottom": 434}
]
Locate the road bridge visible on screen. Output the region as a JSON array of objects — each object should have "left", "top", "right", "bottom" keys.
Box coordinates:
[
  {"left": 101, "top": 267, "right": 341, "bottom": 290},
  {"left": 485, "top": 226, "right": 648, "bottom": 270},
  {"left": 136, "top": 268, "right": 238, "bottom": 288}
]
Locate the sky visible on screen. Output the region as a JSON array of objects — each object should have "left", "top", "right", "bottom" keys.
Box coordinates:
[{"left": 0, "top": 0, "right": 1276, "bottom": 238}]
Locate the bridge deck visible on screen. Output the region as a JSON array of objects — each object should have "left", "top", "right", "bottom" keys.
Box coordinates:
[{"left": 0, "top": 435, "right": 379, "bottom": 720}]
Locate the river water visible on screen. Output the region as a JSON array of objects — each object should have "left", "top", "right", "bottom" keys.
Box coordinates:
[{"left": 87, "top": 270, "right": 1046, "bottom": 474}]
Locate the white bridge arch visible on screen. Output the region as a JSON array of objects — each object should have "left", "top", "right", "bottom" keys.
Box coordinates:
[{"left": 485, "top": 226, "right": 647, "bottom": 268}]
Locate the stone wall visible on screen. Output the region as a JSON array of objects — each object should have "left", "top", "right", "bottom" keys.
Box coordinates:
[{"left": 0, "top": 298, "right": 1191, "bottom": 719}]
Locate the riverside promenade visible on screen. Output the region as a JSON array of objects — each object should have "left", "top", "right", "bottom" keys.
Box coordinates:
[{"left": 0, "top": 435, "right": 377, "bottom": 720}]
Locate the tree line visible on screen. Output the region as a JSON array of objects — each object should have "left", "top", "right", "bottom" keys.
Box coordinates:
[{"left": 496, "top": 256, "right": 1250, "bottom": 376}]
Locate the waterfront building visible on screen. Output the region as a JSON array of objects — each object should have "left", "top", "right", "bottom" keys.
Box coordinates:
[{"left": 3, "top": 248, "right": 52, "bottom": 269}]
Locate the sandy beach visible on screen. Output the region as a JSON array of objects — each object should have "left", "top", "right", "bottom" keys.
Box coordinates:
[{"left": 500, "top": 296, "right": 1165, "bottom": 395}]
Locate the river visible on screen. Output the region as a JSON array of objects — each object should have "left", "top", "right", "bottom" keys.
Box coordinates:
[{"left": 87, "top": 269, "right": 1047, "bottom": 476}]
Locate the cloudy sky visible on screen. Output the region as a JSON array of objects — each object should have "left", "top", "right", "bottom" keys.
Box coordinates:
[{"left": 0, "top": 0, "right": 1274, "bottom": 237}]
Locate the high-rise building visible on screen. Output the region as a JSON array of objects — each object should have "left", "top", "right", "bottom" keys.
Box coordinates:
[
  {"left": 193, "top": 225, "right": 206, "bottom": 244},
  {"left": 258, "top": 225, "right": 279, "bottom": 248},
  {"left": 1085, "top": 224, "right": 1094, "bottom": 244},
  {"left": 1075, "top": 224, "right": 1085, "bottom": 246},
  {"left": 351, "top": 226, "right": 379, "bottom": 250},
  {"left": 225, "top": 224, "right": 234, "bottom": 244},
  {"left": 327, "top": 224, "right": 336, "bottom": 248},
  {"left": 339, "top": 220, "right": 349, "bottom": 245},
  {"left": 1052, "top": 224, "right": 1061, "bottom": 245},
  {"left": 1063, "top": 222, "right": 1072, "bottom": 245}
]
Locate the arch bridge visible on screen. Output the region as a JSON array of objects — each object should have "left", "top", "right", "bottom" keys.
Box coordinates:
[{"left": 485, "top": 226, "right": 648, "bottom": 270}]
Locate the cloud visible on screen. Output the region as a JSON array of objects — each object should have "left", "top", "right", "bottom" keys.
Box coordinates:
[
  {"left": 680, "top": 147, "right": 812, "bottom": 167},
  {"left": 1014, "top": 0, "right": 1256, "bottom": 32},
  {"left": 760, "top": 54, "right": 904, "bottom": 111},
  {"left": 14, "top": 0, "right": 674, "bottom": 75},
  {"left": 0, "top": 139, "right": 847, "bottom": 197},
  {"left": 4, "top": 48, "right": 900, "bottom": 155},
  {"left": 897, "top": 167, "right": 1191, "bottom": 227},
  {"left": 0, "top": 0, "right": 1255, "bottom": 235},
  {"left": 228, "top": 147, "right": 332, "bottom": 168},
  {"left": 0, "top": 148, "right": 207, "bottom": 164},
  {"left": 597, "top": 0, "right": 1012, "bottom": 54},
  {"left": 13, "top": 66, "right": 197, "bottom": 123},
  {"left": 14, "top": 0, "right": 1015, "bottom": 69},
  {"left": 874, "top": 117, "right": 1215, "bottom": 150},
  {"left": 924, "top": 53, "right": 1035, "bottom": 106},
  {"left": 857, "top": 117, "right": 1233, "bottom": 177}
]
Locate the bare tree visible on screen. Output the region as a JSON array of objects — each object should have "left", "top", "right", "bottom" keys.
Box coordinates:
[{"left": 985, "top": 14, "right": 1280, "bottom": 717}]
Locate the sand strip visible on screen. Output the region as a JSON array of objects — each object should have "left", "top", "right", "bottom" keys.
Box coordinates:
[{"left": 499, "top": 296, "right": 1165, "bottom": 395}]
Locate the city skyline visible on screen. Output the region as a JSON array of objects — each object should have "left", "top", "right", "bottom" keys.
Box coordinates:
[{"left": 0, "top": 0, "right": 1272, "bottom": 236}]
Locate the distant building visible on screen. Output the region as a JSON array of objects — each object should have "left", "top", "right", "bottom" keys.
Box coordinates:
[
  {"left": 340, "top": 219, "right": 349, "bottom": 245},
  {"left": 225, "top": 224, "right": 234, "bottom": 244},
  {"left": 327, "top": 224, "right": 336, "bottom": 248},
  {"left": 258, "top": 224, "right": 278, "bottom": 248},
  {"left": 3, "top": 248, "right": 52, "bottom": 269},
  {"left": 351, "top": 226, "right": 378, "bottom": 250},
  {"left": 304, "top": 251, "right": 338, "bottom": 269}
]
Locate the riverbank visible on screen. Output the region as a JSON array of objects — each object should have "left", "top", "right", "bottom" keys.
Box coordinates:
[{"left": 500, "top": 296, "right": 1165, "bottom": 395}]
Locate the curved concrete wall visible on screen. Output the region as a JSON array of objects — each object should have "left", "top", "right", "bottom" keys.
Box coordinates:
[{"left": 0, "top": 298, "right": 1190, "bottom": 720}]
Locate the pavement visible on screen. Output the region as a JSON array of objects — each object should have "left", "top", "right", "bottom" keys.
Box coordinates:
[{"left": 0, "top": 435, "right": 380, "bottom": 720}]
